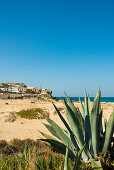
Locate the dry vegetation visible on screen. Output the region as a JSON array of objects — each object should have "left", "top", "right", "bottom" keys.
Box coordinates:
[
  {"left": 5, "top": 113, "right": 17, "bottom": 122},
  {"left": 0, "top": 139, "right": 113, "bottom": 170},
  {"left": 15, "top": 108, "right": 49, "bottom": 119},
  {"left": 0, "top": 139, "right": 75, "bottom": 170}
]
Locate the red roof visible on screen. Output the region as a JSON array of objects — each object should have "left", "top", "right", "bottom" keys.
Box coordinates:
[
  {"left": 41, "top": 94, "right": 48, "bottom": 96},
  {"left": 8, "top": 83, "right": 14, "bottom": 84}
]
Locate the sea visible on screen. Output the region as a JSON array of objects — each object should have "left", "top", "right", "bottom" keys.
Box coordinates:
[{"left": 56, "top": 97, "right": 114, "bottom": 103}]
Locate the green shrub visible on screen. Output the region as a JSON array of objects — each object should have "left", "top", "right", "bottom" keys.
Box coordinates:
[{"left": 16, "top": 108, "right": 49, "bottom": 119}]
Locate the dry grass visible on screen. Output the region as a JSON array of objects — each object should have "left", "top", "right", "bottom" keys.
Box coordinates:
[
  {"left": 5, "top": 113, "right": 17, "bottom": 122},
  {"left": 0, "top": 139, "right": 72, "bottom": 170},
  {"left": 0, "top": 139, "right": 113, "bottom": 170}
]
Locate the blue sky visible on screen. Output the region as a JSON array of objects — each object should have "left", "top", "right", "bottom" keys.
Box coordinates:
[{"left": 0, "top": 0, "right": 114, "bottom": 96}]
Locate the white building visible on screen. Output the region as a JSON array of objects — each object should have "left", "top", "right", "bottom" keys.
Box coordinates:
[{"left": 8, "top": 86, "right": 19, "bottom": 93}]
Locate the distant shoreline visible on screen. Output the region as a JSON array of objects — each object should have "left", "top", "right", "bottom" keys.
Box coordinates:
[{"left": 56, "top": 97, "right": 114, "bottom": 103}]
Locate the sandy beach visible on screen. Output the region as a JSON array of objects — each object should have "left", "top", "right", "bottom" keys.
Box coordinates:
[{"left": 0, "top": 99, "right": 114, "bottom": 142}]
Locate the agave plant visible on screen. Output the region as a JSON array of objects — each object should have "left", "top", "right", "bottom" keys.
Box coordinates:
[{"left": 41, "top": 89, "right": 114, "bottom": 169}]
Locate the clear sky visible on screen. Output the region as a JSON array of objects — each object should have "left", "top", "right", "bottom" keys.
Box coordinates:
[{"left": 0, "top": 0, "right": 114, "bottom": 97}]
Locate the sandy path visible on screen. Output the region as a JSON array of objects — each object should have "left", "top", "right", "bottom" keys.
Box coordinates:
[{"left": 0, "top": 99, "right": 113, "bottom": 142}]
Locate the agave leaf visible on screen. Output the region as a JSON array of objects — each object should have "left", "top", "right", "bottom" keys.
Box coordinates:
[
  {"left": 63, "top": 129, "right": 79, "bottom": 152},
  {"left": 84, "top": 91, "right": 91, "bottom": 150},
  {"left": 63, "top": 99, "right": 91, "bottom": 162},
  {"left": 63, "top": 129, "right": 71, "bottom": 139},
  {"left": 40, "top": 138, "right": 75, "bottom": 158},
  {"left": 53, "top": 103, "right": 77, "bottom": 150},
  {"left": 46, "top": 117, "right": 75, "bottom": 153},
  {"left": 64, "top": 145, "right": 69, "bottom": 170},
  {"left": 64, "top": 93, "right": 84, "bottom": 128},
  {"left": 84, "top": 89, "right": 89, "bottom": 116},
  {"left": 98, "top": 110, "right": 103, "bottom": 140},
  {"left": 63, "top": 99, "right": 84, "bottom": 143},
  {"left": 77, "top": 110, "right": 85, "bottom": 136},
  {"left": 88, "top": 95, "right": 91, "bottom": 116},
  {"left": 85, "top": 115, "right": 91, "bottom": 149},
  {"left": 99, "top": 117, "right": 107, "bottom": 152},
  {"left": 79, "top": 97, "right": 85, "bottom": 119},
  {"left": 102, "top": 111, "right": 114, "bottom": 155},
  {"left": 104, "top": 118, "right": 107, "bottom": 132},
  {"left": 87, "top": 95, "right": 92, "bottom": 133},
  {"left": 87, "top": 96, "right": 93, "bottom": 152},
  {"left": 73, "top": 144, "right": 86, "bottom": 170},
  {"left": 43, "top": 123, "right": 61, "bottom": 140},
  {"left": 94, "top": 88, "right": 101, "bottom": 102},
  {"left": 61, "top": 128, "right": 80, "bottom": 152},
  {"left": 40, "top": 131, "right": 58, "bottom": 140},
  {"left": 91, "top": 90, "right": 101, "bottom": 154},
  {"left": 64, "top": 92, "right": 78, "bottom": 117},
  {"left": 64, "top": 93, "right": 85, "bottom": 135}
]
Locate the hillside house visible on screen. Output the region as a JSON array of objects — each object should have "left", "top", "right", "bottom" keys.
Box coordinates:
[
  {"left": 26, "top": 87, "right": 34, "bottom": 91},
  {"left": 18, "top": 87, "right": 26, "bottom": 93},
  {"left": 15, "top": 85, "right": 26, "bottom": 93},
  {"left": 33, "top": 87, "right": 39, "bottom": 93},
  {"left": 7, "top": 83, "right": 15, "bottom": 87},
  {"left": 41, "top": 93, "right": 52, "bottom": 97},
  {"left": 15, "top": 83, "right": 27, "bottom": 88},
  {"left": 0, "top": 88, "right": 9, "bottom": 92},
  {"left": 41, "top": 89, "right": 52, "bottom": 97},
  {"left": 8, "top": 86, "right": 19, "bottom": 93}
]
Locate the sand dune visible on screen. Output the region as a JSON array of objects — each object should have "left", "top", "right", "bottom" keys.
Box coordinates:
[{"left": 0, "top": 99, "right": 113, "bottom": 142}]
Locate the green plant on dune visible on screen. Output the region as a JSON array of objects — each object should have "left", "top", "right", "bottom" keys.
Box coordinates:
[
  {"left": 16, "top": 108, "right": 49, "bottom": 119},
  {"left": 41, "top": 89, "right": 114, "bottom": 169}
]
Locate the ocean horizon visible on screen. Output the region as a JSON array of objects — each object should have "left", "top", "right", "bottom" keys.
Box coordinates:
[{"left": 56, "top": 97, "right": 114, "bottom": 103}]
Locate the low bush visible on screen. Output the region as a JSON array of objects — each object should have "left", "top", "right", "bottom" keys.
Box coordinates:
[{"left": 15, "top": 108, "right": 49, "bottom": 119}]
